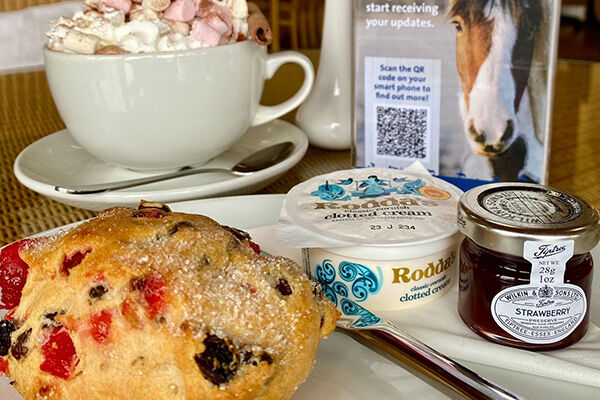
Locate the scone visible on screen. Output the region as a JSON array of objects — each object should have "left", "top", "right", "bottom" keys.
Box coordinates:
[{"left": 0, "top": 201, "right": 339, "bottom": 400}]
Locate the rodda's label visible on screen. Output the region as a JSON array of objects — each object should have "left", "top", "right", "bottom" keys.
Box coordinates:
[
  {"left": 308, "top": 246, "right": 457, "bottom": 312},
  {"left": 286, "top": 167, "right": 462, "bottom": 246},
  {"left": 491, "top": 241, "right": 587, "bottom": 344}
]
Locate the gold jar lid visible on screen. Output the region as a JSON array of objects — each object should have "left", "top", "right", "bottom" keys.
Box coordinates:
[{"left": 457, "top": 183, "right": 600, "bottom": 257}]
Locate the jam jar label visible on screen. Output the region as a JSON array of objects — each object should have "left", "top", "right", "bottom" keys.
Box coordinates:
[{"left": 491, "top": 241, "right": 587, "bottom": 344}]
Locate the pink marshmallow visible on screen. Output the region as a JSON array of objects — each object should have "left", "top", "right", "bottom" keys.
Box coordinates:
[
  {"left": 102, "top": 0, "right": 132, "bottom": 13},
  {"left": 191, "top": 20, "right": 221, "bottom": 47},
  {"left": 196, "top": 0, "right": 233, "bottom": 28},
  {"left": 206, "top": 14, "right": 231, "bottom": 36},
  {"left": 163, "top": 0, "right": 196, "bottom": 23},
  {"left": 214, "top": 4, "right": 233, "bottom": 28}
]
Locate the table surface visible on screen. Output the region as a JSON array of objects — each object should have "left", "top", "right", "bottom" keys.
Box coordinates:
[{"left": 1, "top": 51, "right": 599, "bottom": 245}]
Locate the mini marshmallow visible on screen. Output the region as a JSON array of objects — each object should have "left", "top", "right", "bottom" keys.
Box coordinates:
[
  {"left": 154, "top": 19, "right": 172, "bottom": 35},
  {"left": 198, "top": 2, "right": 233, "bottom": 29},
  {"left": 107, "top": 10, "right": 126, "bottom": 26},
  {"left": 206, "top": 14, "right": 231, "bottom": 36},
  {"left": 166, "top": 20, "right": 190, "bottom": 35},
  {"left": 163, "top": 0, "right": 195, "bottom": 23},
  {"left": 191, "top": 19, "right": 220, "bottom": 47},
  {"left": 142, "top": 0, "right": 171, "bottom": 12},
  {"left": 157, "top": 33, "right": 189, "bottom": 51},
  {"left": 115, "top": 20, "right": 160, "bottom": 44},
  {"left": 49, "top": 0, "right": 252, "bottom": 54},
  {"left": 63, "top": 30, "right": 101, "bottom": 54},
  {"left": 101, "top": 0, "right": 132, "bottom": 13},
  {"left": 231, "top": 0, "right": 248, "bottom": 19},
  {"left": 129, "top": 9, "right": 150, "bottom": 21},
  {"left": 54, "top": 16, "right": 76, "bottom": 28},
  {"left": 95, "top": 44, "right": 129, "bottom": 54},
  {"left": 119, "top": 34, "right": 143, "bottom": 52},
  {"left": 143, "top": 8, "right": 159, "bottom": 20}
]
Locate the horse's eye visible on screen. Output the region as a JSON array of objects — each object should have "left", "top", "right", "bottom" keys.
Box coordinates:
[{"left": 452, "top": 20, "right": 463, "bottom": 33}]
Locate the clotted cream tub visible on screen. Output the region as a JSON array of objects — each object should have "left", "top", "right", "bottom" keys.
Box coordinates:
[{"left": 279, "top": 166, "right": 463, "bottom": 313}]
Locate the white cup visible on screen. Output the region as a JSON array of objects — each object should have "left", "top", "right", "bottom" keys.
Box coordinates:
[{"left": 44, "top": 41, "right": 314, "bottom": 171}]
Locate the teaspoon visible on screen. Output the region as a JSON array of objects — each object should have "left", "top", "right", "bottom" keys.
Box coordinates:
[{"left": 55, "top": 141, "right": 295, "bottom": 195}]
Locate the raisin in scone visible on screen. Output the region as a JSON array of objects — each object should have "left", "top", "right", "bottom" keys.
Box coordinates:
[{"left": 0, "top": 201, "right": 339, "bottom": 400}]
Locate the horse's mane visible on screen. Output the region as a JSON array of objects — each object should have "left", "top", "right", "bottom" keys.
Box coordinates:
[{"left": 449, "top": 0, "right": 542, "bottom": 33}]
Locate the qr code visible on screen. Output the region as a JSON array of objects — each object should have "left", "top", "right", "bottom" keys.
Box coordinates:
[{"left": 376, "top": 106, "right": 429, "bottom": 159}]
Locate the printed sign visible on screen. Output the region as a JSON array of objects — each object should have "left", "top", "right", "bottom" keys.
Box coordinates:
[{"left": 353, "top": 0, "right": 559, "bottom": 190}]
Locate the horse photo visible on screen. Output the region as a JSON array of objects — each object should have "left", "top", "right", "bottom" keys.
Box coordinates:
[{"left": 449, "top": 0, "right": 551, "bottom": 182}]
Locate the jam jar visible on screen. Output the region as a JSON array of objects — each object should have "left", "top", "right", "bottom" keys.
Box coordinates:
[{"left": 457, "top": 183, "right": 599, "bottom": 351}]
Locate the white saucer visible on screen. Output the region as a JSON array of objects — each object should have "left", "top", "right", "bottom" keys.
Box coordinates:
[{"left": 14, "top": 120, "right": 308, "bottom": 211}]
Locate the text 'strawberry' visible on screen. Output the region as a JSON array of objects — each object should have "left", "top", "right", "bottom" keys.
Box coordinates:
[
  {"left": 40, "top": 327, "right": 78, "bottom": 379},
  {"left": 142, "top": 274, "right": 167, "bottom": 319},
  {"left": 61, "top": 248, "right": 92, "bottom": 276},
  {"left": 88, "top": 310, "right": 112, "bottom": 344},
  {"left": 0, "top": 239, "right": 35, "bottom": 309}
]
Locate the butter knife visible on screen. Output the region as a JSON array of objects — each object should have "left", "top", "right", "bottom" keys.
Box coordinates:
[{"left": 336, "top": 315, "right": 525, "bottom": 400}]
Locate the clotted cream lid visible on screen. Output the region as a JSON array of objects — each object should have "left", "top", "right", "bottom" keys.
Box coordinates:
[{"left": 281, "top": 164, "right": 463, "bottom": 247}]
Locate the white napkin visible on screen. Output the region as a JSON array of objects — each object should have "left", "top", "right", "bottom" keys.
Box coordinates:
[
  {"left": 250, "top": 225, "right": 600, "bottom": 388},
  {"left": 0, "top": 1, "right": 82, "bottom": 72}
]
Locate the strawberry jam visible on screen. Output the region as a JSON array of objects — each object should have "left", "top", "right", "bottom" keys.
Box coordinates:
[
  {"left": 142, "top": 274, "right": 167, "bottom": 319},
  {"left": 0, "top": 239, "right": 35, "bottom": 309},
  {"left": 457, "top": 184, "right": 599, "bottom": 350},
  {"left": 88, "top": 310, "right": 112, "bottom": 344},
  {"left": 40, "top": 327, "right": 78, "bottom": 379}
]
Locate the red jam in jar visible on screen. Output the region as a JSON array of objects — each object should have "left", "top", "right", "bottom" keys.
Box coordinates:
[{"left": 457, "top": 183, "right": 599, "bottom": 351}]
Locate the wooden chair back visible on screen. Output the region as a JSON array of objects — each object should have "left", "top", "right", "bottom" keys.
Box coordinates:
[{"left": 0, "top": 0, "right": 66, "bottom": 12}]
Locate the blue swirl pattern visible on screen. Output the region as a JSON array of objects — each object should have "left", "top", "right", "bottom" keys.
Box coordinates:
[
  {"left": 338, "top": 261, "right": 382, "bottom": 301},
  {"left": 313, "top": 259, "right": 383, "bottom": 328},
  {"left": 340, "top": 299, "right": 381, "bottom": 327}
]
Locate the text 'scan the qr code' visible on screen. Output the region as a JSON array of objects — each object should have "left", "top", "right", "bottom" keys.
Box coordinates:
[{"left": 376, "top": 106, "right": 430, "bottom": 161}]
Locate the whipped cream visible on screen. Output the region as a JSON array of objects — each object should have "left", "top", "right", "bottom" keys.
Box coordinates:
[{"left": 47, "top": 0, "right": 250, "bottom": 55}]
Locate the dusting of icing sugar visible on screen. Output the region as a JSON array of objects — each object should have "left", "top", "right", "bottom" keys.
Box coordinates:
[{"left": 8, "top": 206, "right": 338, "bottom": 398}]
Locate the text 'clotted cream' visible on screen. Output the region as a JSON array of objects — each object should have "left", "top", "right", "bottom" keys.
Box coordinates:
[{"left": 277, "top": 163, "right": 463, "bottom": 313}]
